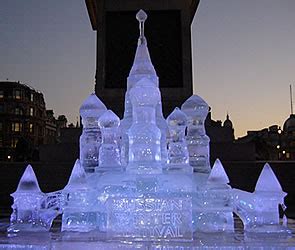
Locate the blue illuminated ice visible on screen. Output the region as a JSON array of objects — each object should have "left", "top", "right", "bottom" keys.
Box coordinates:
[
  {"left": 127, "top": 78, "right": 162, "bottom": 174},
  {"left": 193, "top": 159, "right": 234, "bottom": 232},
  {"left": 98, "top": 110, "right": 122, "bottom": 171},
  {"left": 233, "top": 163, "right": 290, "bottom": 234},
  {"left": 166, "top": 107, "right": 191, "bottom": 172},
  {"left": 62, "top": 159, "right": 97, "bottom": 232},
  {"left": 8, "top": 165, "right": 57, "bottom": 232},
  {"left": 79, "top": 93, "right": 107, "bottom": 173},
  {"left": 120, "top": 9, "right": 167, "bottom": 167},
  {"left": 207, "top": 158, "right": 229, "bottom": 184},
  {"left": 7, "top": 9, "right": 292, "bottom": 240},
  {"left": 181, "top": 95, "right": 211, "bottom": 174}
]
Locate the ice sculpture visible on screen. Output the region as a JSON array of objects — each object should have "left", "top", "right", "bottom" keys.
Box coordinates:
[
  {"left": 7, "top": 9, "right": 291, "bottom": 239},
  {"left": 166, "top": 107, "right": 191, "bottom": 173},
  {"left": 233, "top": 163, "right": 290, "bottom": 233},
  {"left": 120, "top": 9, "right": 167, "bottom": 167},
  {"left": 98, "top": 110, "right": 122, "bottom": 171},
  {"left": 62, "top": 159, "right": 97, "bottom": 232},
  {"left": 79, "top": 93, "right": 107, "bottom": 173},
  {"left": 194, "top": 159, "right": 234, "bottom": 232},
  {"left": 8, "top": 165, "right": 57, "bottom": 232},
  {"left": 127, "top": 78, "right": 162, "bottom": 174},
  {"left": 181, "top": 95, "right": 211, "bottom": 174}
]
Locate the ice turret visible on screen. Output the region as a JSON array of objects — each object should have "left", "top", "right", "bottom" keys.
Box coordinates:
[
  {"left": 194, "top": 159, "right": 234, "bottom": 232},
  {"left": 128, "top": 9, "right": 158, "bottom": 89},
  {"left": 121, "top": 10, "right": 167, "bottom": 167},
  {"left": 15, "top": 165, "right": 42, "bottom": 193},
  {"left": 181, "top": 95, "right": 211, "bottom": 174},
  {"left": 233, "top": 163, "right": 290, "bottom": 233},
  {"left": 98, "top": 110, "right": 122, "bottom": 170},
  {"left": 64, "top": 159, "right": 87, "bottom": 189},
  {"left": 62, "top": 159, "right": 97, "bottom": 232},
  {"left": 207, "top": 158, "right": 229, "bottom": 184},
  {"left": 79, "top": 93, "right": 107, "bottom": 173},
  {"left": 127, "top": 78, "right": 162, "bottom": 174},
  {"left": 255, "top": 163, "right": 283, "bottom": 193},
  {"left": 166, "top": 107, "right": 191, "bottom": 172},
  {"left": 8, "top": 165, "right": 56, "bottom": 232}
]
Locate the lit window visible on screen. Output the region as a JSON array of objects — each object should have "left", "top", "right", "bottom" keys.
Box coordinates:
[
  {"left": 0, "top": 90, "right": 3, "bottom": 98},
  {"left": 15, "top": 107, "right": 23, "bottom": 115},
  {"left": 11, "top": 138, "right": 18, "bottom": 148},
  {"left": 29, "top": 123, "right": 33, "bottom": 133},
  {"left": 286, "top": 152, "right": 290, "bottom": 159},
  {"left": 12, "top": 122, "right": 22, "bottom": 132},
  {"left": 13, "top": 89, "right": 21, "bottom": 100},
  {"left": 30, "top": 93, "right": 34, "bottom": 102},
  {"left": 30, "top": 107, "right": 34, "bottom": 116}
]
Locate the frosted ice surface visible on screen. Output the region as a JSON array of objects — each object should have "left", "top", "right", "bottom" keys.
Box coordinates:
[
  {"left": 98, "top": 110, "right": 121, "bottom": 168},
  {"left": 79, "top": 94, "right": 106, "bottom": 173},
  {"left": 129, "top": 78, "right": 160, "bottom": 107},
  {"left": 128, "top": 10, "right": 157, "bottom": 84},
  {"left": 79, "top": 93, "right": 106, "bottom": 119},
  {"left": 98, "top": 110, "right": 120, "bottom": 128},
  {"left": 181, "top": 95, "right": 211, "bottom": 174},
  {"left": 127, "top": 78, "right": 162, "bottom": 173},
  {"left": 136, "top": 9, "right": 147, "bottom": 22},
  {"left": 15, "top": 165, "right": 42, "bottom": 193},
  {"left": 166, "top": 108, "right": 190, "bottom": 169},
  {"left": 207, "top": 159, "right": 229, "bottom": 184},
  {"left": 255, "top": 163, "right": 283, "bottom": 192},
  {"left": 64, "top": 159, "right": 87, "bottom": 189},
  {"left": 167, "top": 107, "right": 187, "bottom": 127},
  {"left": 181, "top": 95, "right": 209, "bottom": 118}
]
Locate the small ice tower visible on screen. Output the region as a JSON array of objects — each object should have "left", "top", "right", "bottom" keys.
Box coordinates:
[
  {"left": 98, "top": 110, "right": 122, "bottom": 171},
  {"left": 181, "top": 95, "right": 210, "bottom": 174},
  {"left": 8, "top": 165, "right": 47, "bottom": 232},
  {"left": 121, "top": 10, "right": 167, "bottom": 166},
  {"left": 62, "top": 159, "right": 97, "bottom": 232},
  {"left": 166, "top": 107, "right": 191, "bottom": 173},
  {"left": 253, "top": 163, "right": 289, "bottom": 231},
  {"left": 127, "top": 78, "right": 162, "bottom": 174},
  {"left": 80, "top": 93, "right": 107, "bottom": 173},
  {"left": 194, "top": 159, "right": 234, "bottom": 232}
]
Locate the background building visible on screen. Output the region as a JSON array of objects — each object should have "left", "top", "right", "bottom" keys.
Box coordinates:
[
  {"left": 0, "top": 81, "right": 68, "bottom": 162},
  {"left": 0, "top": 81, "right": 46, "bottom": 161}
]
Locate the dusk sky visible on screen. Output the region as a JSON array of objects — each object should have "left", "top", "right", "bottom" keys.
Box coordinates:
[{"left": 1, "top": 0, "right": 295, "bottom": 137}]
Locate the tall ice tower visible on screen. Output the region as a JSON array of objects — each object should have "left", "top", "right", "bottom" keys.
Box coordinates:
[{"left": 85, "top": 0, "right": 200, "bottom": 117}]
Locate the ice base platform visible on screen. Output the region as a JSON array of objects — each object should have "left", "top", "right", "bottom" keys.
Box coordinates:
[{"left": 0, "top": 217, "right": 294, "bottom": 249}]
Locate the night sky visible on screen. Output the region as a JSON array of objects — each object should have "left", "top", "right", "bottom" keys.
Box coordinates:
[{"left": 1, "top": 0, "right": 295, "bottom": 137}]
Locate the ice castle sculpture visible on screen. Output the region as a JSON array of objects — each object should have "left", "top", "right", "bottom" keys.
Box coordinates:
[{"left": 8, "top": 10, "right": 291, "bottom": 239}]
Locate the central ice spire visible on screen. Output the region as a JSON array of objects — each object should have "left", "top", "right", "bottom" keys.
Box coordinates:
[
  {"left": 128, "top": 9, "right": 157, "bottom": 87},
  {"left": 137, "top": 9, "right": 147, "bottom": 45}
]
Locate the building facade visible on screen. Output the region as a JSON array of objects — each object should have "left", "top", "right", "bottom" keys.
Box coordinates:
[{"left": 0, "top": 81, "right": 47, "bottom": 161}]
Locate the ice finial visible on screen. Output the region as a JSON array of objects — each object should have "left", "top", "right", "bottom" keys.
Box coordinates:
[
  {"left": 65, "top": 159, "right": 87, "bottom": 189},
  {"left": 98, "top": 110, "right": 120, "bottom": 129},
  {"left": 15, "top": 165, "right": 42, "bottom": 193},
  {"left": 128, "top": 10, "right": 157, "bottom": 81},
  {"left": 207, "top": 159, "right": 229, "bottom": 184},
  {"left": 136, "top": 10, "right": 147, "bottom": 44},
  {"left": 79, "top": 93, "right": 106, "bottom": 120},
  {"left": 255, "top": 163, "right": 283, "bottom": 193}
]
